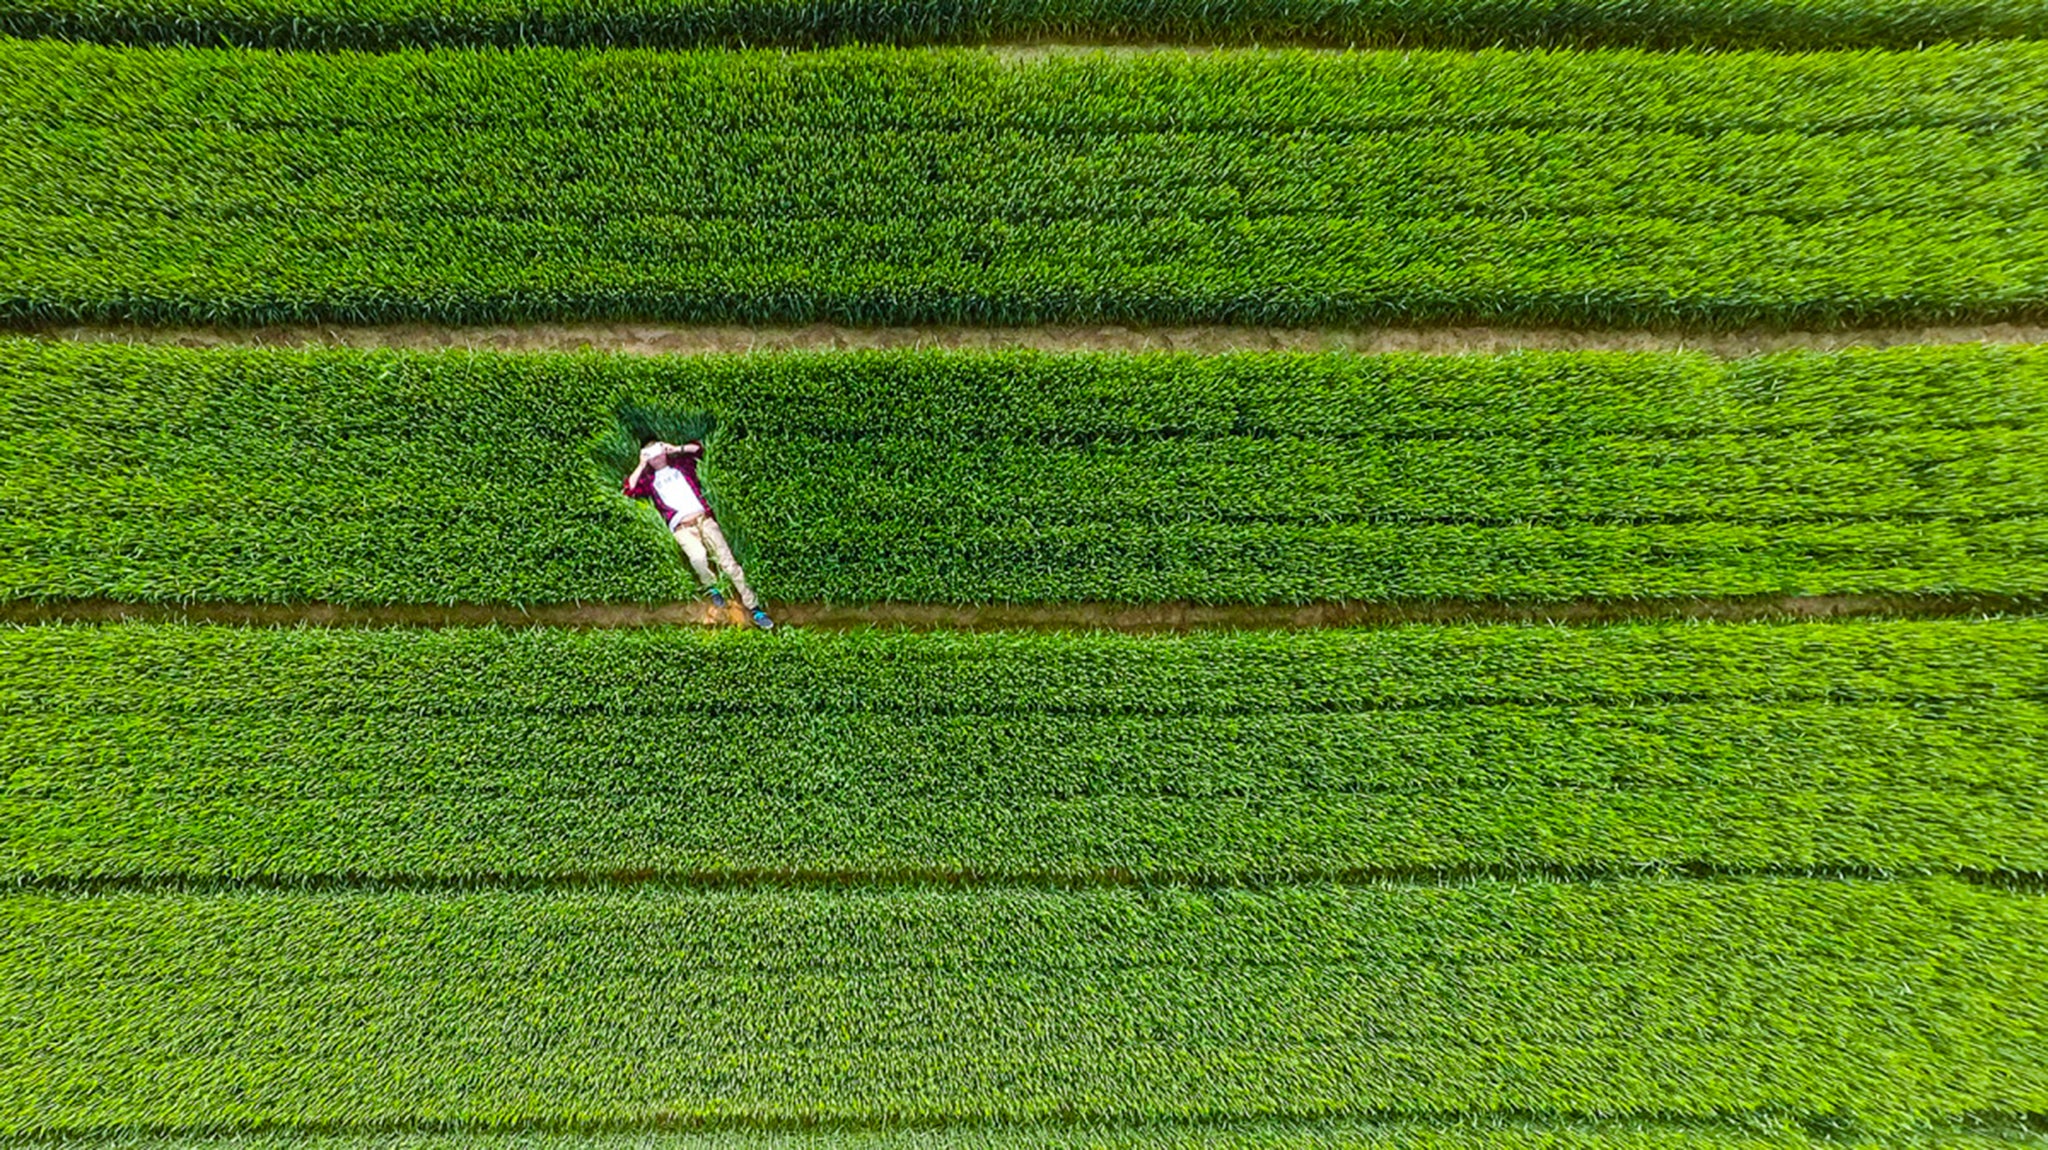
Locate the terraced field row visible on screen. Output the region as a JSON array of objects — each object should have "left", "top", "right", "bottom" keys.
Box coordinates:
[
  {"left": 6, "top": 0, "right": 2043, "bottom": 50},
  {"left": 4, "top": 877, "right": 2043, "bottom": 1132},
  {"left": 7, "top": 339, "right": 2047, "bottom": 605},
  {"left": 4, "top": 41, "right": 2046, "bottom": 328},
  {"left": 6, "top": 617, "right": 2044, "bottom": 879}
]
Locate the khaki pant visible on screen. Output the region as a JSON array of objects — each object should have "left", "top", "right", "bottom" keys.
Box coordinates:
[{"left": 672, "top": 516, "right": 757, "bottom": 609}]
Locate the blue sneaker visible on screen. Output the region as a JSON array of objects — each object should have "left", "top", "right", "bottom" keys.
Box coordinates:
[
  {"left": 706, "top": 588, "right": 727, "bottom": 608},
  {"left": 750, "top": 609, "right": 775, "bottom": 631}
]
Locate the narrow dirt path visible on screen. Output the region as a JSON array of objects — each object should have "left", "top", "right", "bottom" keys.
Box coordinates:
[
  {"left": 21, "top": 321, "right": 2048, "bottom": 358},
  {"left": 5, "top": 593, "right": 2033, "bottom": 632}
]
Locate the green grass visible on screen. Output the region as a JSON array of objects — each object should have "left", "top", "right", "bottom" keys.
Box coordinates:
[
  {"left": 6, "top": 11, "right": 2046, "bottom": 1146},
  {"left": 18, "top": 1127, "right": 2041, "bottom": 1150},
  {"left": 6, "top": 339, "right": 2048, "bottom": 605},
  {"left": 4, "top": 616, "right": 2042, "bottom": 880},
  {"left": 4, "top": 41, "right": 2047, "bottom": 329},
  {"left": 3, "top": 0, "right": 2043, "bottom": 51},
  {"left": 3, "top": 877, "right": 2042, "bottom": 1132}
]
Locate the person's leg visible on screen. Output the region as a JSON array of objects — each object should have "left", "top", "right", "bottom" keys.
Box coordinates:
[
  {"left": 696, "top": 517, "right": 759, "bottom": 610},
  {"left": 670, "top": 520, "right": 719, "bottom": 592}
]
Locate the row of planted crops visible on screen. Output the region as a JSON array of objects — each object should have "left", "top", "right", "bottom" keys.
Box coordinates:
[{"left": 3, "top": 4, "right": 2045, "bottom": 1146}]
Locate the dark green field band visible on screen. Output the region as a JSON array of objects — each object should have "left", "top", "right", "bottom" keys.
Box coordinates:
[
  {"left": 3, "top": 41, "right": 2046, "bottom": 328},
  {"left": 5, "top": 340, "right": 2047, "bottom": 605},
  {"left": 2, "top": 0, "right": 2043, "bottom": 51}
]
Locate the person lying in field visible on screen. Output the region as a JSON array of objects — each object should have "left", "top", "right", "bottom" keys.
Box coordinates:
[{"left": 624, "top": 439, "right": 774, "bottom": 631}]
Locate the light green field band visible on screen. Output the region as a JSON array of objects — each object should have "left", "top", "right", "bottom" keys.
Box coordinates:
[
  {"left": 5, "top": 340, "right": 2047, "bottom": 605},
  {"left": 4, "top": 876, "right": 2043, "bottom": 1132}
]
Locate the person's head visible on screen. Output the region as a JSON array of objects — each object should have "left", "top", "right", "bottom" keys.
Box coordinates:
[{"left": 640, "top": 440, "right": 674, "bottom": 469}]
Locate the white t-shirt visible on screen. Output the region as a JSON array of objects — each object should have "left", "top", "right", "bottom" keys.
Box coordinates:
[{"left": 652, "top": 466, "right": 707, "bottom": 523}]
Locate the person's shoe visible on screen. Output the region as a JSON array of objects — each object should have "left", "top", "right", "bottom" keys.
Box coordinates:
[
  {"left": 750, "top": 609, "right": 775, "bottom": 631},
  {"left": 706, "top": 588, "right": 727, "bottom": 608}
]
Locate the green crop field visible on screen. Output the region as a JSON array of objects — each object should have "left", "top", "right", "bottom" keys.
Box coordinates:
[
  {"left": 6, "top": 877, "right": 2043, "bottom": 1129},
  {"left": 7, "top": 339, "right": 2048, "bottom": 605},
  {"left": 5, "top": 0, "right": 2048, "bottom": 1144},
  {"left": 5, "top": 41, "right": 2048, "bottom": 328},
  {"left": 7, "top": 618, "right": 2044, "bottom": 880},
  {"left": 4, "top": 0, "right": 2043, "bottom": 50},
  {"left": 17, "top": 1133, "right": 2041, "bottom": 1150}
]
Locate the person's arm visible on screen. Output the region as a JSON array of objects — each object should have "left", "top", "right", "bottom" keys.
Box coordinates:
[{"left": 623, "top": 442, "right": 668, "bottom": 497}]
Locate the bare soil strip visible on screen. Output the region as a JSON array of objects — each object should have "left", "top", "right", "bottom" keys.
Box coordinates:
[
  {"left": 5, "top": 593, "right": 2035, "bottom": 632},
  {"left": 22, "top": 321, "right": 2048, "bottom": 358}
]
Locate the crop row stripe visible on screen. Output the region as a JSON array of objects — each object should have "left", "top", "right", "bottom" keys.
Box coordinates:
[{"left": 0, "top": 877, "right": 2040, "bottom": 1131}]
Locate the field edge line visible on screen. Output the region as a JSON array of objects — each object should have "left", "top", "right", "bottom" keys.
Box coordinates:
[
  {"left": 0, "top": 593, "right": 2041, "bottom": 632},
  {"left": 15, "top": 321, "right": 2048, "bottom": 359}
]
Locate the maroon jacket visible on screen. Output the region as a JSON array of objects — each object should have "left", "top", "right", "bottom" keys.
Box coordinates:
[{"left": 624, "top": 442, "right": 710, "bottom": 526}]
